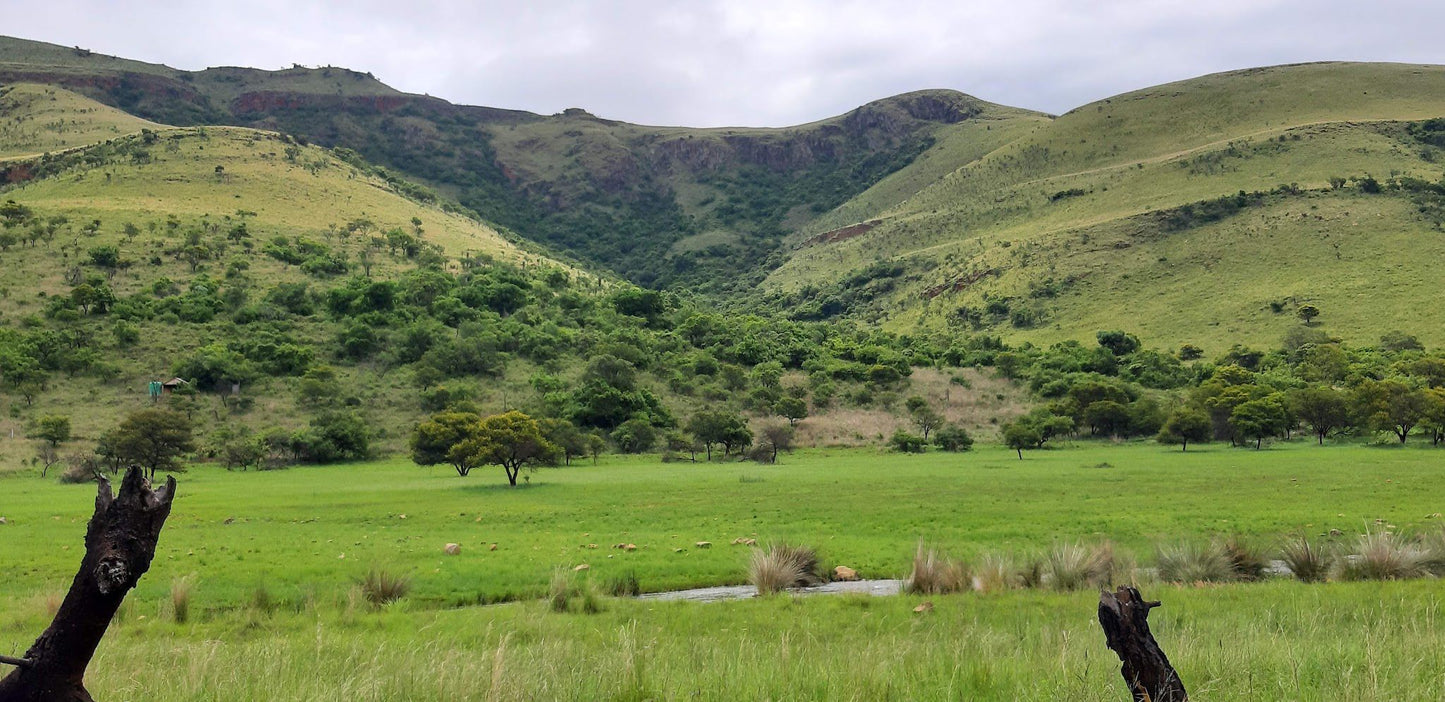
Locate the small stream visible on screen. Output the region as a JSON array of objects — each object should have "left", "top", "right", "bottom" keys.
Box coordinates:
[{"left": 637, "top": 579, "right": 904, "bottom": 603}]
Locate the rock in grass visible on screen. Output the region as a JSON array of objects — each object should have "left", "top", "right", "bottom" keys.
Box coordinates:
[
  {"left": 834, "top": 565, "right": 859, "bottom": 581},
  {"left": 695, "top": 541, "right": 712, "bottom": 549},
  {"left": 914, "top": 601, "right": 934, "bottom": 614},
  {"left": 574, "top": 564, "right": 590, "bottom": 572},
  {"left": 489, "top": 543, "right": 498, "bottom": 551},
  {"left": 444, "top": 543, "right": 461, "bottom": 555},
  {"left": 0, "top": 517, "right": 7, "bottom": 525}
]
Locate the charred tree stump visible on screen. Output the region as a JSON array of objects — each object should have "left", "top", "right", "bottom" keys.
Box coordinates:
[
  {"left": 0, "top": 468, "right": 176, "bottom": 702},
  {"left": 1098, "top": 585, "right": 1188, "bottom": 702}
]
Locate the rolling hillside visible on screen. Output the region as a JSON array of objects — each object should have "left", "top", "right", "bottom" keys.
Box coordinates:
[
  {"left": 766, "top": 63, "right": 1445, "bottom": 349},
  {"left": 5, "top": 36, "right": 1445, "bottom": 351},
  {"left": 0, "top": 84, "right": 576, "bottom": 456},
  {"left": 0, "top": 36, "right": 1050, "bottom": 294}
]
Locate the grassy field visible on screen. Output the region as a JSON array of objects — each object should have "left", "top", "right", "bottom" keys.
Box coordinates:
[
  {"left": 3, "top": 442, "right": 1445, "bottom": 699},
  {"left": 2, "top": 441, "right": 1441, "bottom": 607}
]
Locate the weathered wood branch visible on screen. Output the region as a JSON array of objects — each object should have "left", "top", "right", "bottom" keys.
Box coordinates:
[
  {"left": 1098, "top": 585, "right": 1188, "bottom": 702},
  {"left": 0, "top": 467, "right": 176, "bottom": 702},
  {"left": 0, "top": 659, "right": 30, "bottom": 670}
]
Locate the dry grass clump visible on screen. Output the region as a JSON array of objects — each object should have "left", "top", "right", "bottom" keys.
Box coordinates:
[
  {"left": 1156, "top": 541, "right": 1236, "bottom": 583},
  {"left": 905, "top": 543, "right": 970, "bottom": 595},
  {"left": 1043, "top": 541, "right": 1115, "bottom": 591},
  {"left": 748, "top": 542, "right": 823, "bottom": 595},
  {"left": 359, "top": 567, "right": 411, "bottom": 607},
  {"left": 1340, "top": 531, "right": 1432, "bottom": 581},
  {"left": 1278, "top": 534, "right": 1334, "bottom": 583}
]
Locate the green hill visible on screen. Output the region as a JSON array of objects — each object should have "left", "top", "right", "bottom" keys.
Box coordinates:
[
  {"left": 6, "top": 37, "right": 1445, "bottom": 363},
  {"left": 0, "top": 83, "right": 1027, "bottom": 470},
  {"left": 765, "top": 63, "right": 1445, "bottom": 349}
]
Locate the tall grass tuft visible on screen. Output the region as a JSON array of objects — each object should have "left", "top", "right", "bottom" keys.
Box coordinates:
[
  {"left": 905, "top": 543, "right": 970, "bottom": 595},
  {"left": 549, "top": 568, "right": 574, "bottom": 612},
  {"left": 250, "top": 581, "right": 276, "bottom": 615},
  {"left": 748, "top": 542, "right": 822, "bottom": 595},
  {"left": 1340, "top": 530, "right": 1431, "bottom": 581},
  {"left": 973, "top": 553, "right": 1016, "bottom": 593},
  {"left": 1279, "top": 534, "right": 1333, "bottom": 583},
  {"left": 605, "top": 570, "right": 641, "bottom": 597},
  {"left": 169, "top": 575, "right": 194, "bottom": 624},
  {"left": 1222, "top": 536, "right": 1267, "bottom": 581},
  {"left": 1043, "top": 541, "right": 1115, "bottom": 591},
  {"left": 1156, "top": 541, "right": 1235, "bottom": 583},
  {"left": 359, "top": 567, "right": 411, "bottom": 607}
]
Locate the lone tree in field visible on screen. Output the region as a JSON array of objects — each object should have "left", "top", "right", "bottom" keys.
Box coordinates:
[
  {"left": 774, "top": 396, "right": 808, "bottom": 427},
  {"left": 30, "top": 415, "right": 71, "bottom": 449},
  {"left": 1003, "top": 422, "right": 1041, "bottom": 459},
  {"left": 99, "top": 409, "right": 195, "bottom": 479},
  {"left": 1296, "top": 304, "right": 1320, "bottom": 326},
  {"left": 1156, "top": 408, "right": 1211, "bottom": 451},
  {"left": 0, "top": 468, "right": 176, "bottom": 702},
  {"left": 452, "top": 411, "right": 560, "bottom": 486},
  {"left": 906, "top": 396, "right": 945, "bottom": 440}
]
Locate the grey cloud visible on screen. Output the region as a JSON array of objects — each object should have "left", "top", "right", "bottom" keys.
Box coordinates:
[{"left": 5, "top": 0, "right": 1442, "bottom": 126}]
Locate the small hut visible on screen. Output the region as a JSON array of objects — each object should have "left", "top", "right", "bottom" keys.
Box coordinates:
[{"left": 160, "top": 378, "right": 189, "bottom": 396}]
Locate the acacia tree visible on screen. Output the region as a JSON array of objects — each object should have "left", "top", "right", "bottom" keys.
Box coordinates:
[
  {"left": 774, "top": 396, "right": 808, "bottom": 427},
  {"left": 1229, "top": 398, "right": 1287, "bottom": 449},
  {"left": 1156, "top": 407, "right": 1211, "bottom": 451},
  {"left": 687, "top": 410, "right": 752, "bottom": 460},
  {"left": 452, "top": 411, "right": 560, "bottom": 486},
  {"left": 410, "top": 411, "right": 485, "bottom": 476},
  {"left": 99, "top": 409, "right": 195, "bottom": 479},
  {"left": 1354, "top": 379, "right": 1429, "bottom": 443},
  {"left": 1003, "top": 422, "right": 1041, "bottom": 459},
  {"left": 1288, "top": 386, "right": 1351, "bottom": 445}
]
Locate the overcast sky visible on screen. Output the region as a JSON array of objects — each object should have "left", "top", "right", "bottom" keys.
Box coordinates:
[{"left": 5, "top": 1, "right": 1443, "bottom": 127}]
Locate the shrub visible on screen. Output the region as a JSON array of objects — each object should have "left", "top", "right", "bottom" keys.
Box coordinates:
[
  {"left": 932, "top": 424, "right": 974, "bottom": 452},
  {"left": 748, "top": 542, "right": 823, "bottom": 595},
  {"left": 889, "top": 429, "right": 926, "bottom": 453},
  {"left": 612, "top": 418, "right": 657, "bottom": 454},
  {"left": 1156, "top": 542, "right": 1235, "bottom": 583},
  {"left": 1278, "top": 533, "right": 1333, "bottom": 583},
  {"left": 1340, "top": 531, "right": 1431, "bottom": 581},
  {"left": 905, "top": 543, "right": 969, "bottom": 595},
  {"left": 359, "top": 568, "right": 411, "bottom": 607}
]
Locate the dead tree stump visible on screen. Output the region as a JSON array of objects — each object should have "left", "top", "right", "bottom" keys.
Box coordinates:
[
  {"left": 0, "top": 468, "right": 177, "bottom": 702},
  {"left": 1097, "top": 585, "right": 1188, "bottom": 702}
]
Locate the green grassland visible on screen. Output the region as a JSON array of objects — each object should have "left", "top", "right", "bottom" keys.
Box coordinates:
[
  {"left": 1, "top": 442, "right": 1438, "bottom": 606},
  {"left": 766, "top": 63, "right": 1445, "bottom": 348},
  {"left": 0, "top": 83, "right": 159, "bottom": 159},
  {"left": 2, "top": 443, "right": 1444, "bottom": 699}
]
